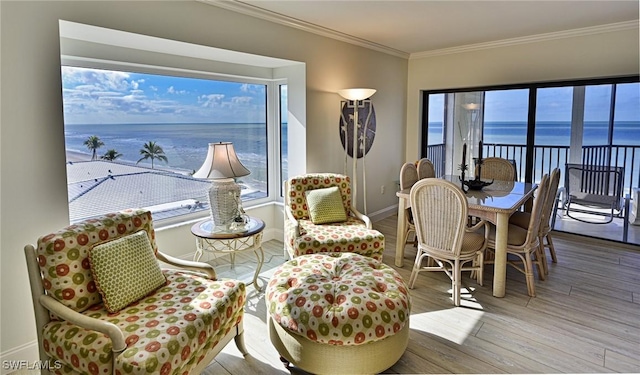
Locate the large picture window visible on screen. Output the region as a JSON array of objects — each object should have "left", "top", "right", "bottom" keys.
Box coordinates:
[{"left": 62, "top": 66, "right": 271, "bottom": 223}]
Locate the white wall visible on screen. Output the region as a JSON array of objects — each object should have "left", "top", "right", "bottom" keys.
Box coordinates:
[
  {"left": 405, "top": 26, "right": 640, "bottom": 161},
  {"left": 0, "top": 0, "right": 407, "bottom": 366}
]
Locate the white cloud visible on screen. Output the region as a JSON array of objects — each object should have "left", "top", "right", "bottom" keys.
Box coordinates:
[
  {"left": 61, "top": 67, "right": 268, "bottom": 124},
  {"left": 232, "top": 96, "right": 253, "bottom": 105},
  {"left": 167, "top": 86, "right": 187, "bottom": 95},
  {"left": 240, "top": 84, "right": 264, "bottom": 94},
  {"left": 199, "top": 94, "right": 225, "bottom": 108}
]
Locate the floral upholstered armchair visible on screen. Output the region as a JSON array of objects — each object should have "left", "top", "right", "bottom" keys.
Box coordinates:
[
  {"left": 24, "top": 209, "right": 247, "bottom": 375},
  {"left": 283, "top": 173, "right": 385, "bottom": 261}
]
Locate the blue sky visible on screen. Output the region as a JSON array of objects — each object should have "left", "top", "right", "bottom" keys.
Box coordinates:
[
  {"left": 429, "top": 82, "right": 639, "bottom": 123},
  {"left": 63, "top": 66, "right": 636, "bottom": 126},
  {"left": 61, "top": 66, "right": 267, "bottom": 124}
]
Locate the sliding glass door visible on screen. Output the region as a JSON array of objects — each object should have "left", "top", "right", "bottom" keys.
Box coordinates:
[
  {"left": 421, "top": 76, "right": 639, "bottom": 244},
  {"left": 422, "top": 77, "right": 638, "bottom": 189}
]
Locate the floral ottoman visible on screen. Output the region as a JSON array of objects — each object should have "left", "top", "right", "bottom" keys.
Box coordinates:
[{"left": 266, "top": 253, "right": 411, "bottom": 374}]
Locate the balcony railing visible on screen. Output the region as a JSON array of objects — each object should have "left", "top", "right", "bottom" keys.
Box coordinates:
[
  {"left": 426, "top": 143, "right": 640, "bottom": 196},
  {"left": 425, "top": 143, "right": 446, "bottom": 177}
]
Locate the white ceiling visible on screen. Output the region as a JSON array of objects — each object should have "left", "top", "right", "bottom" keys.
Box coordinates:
[{"left": 205, "top": 0, "right": 639, "bottom": 58}]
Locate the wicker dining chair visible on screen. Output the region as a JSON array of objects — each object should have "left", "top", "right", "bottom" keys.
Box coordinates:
[
  {"left": 416, "top": 158, "right": 436, "bottom": 180},
  {"left": 408, "top": 179, "right": 489, "bottom": 306},
  {"left": 486, "top": 174, "right": 550, "bottom": 297},
  {"left": 399, "top": 162, "right": 419, "bottom": 250},
  {"left": 477, "top": 157, "right": 516, "bottom": 181},
  {"left": 510, "top": 168, "right": 561, "bottom": 277}
]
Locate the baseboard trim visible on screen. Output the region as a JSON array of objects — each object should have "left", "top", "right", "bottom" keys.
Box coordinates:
[
  {"left": 368, "top": 204, "right": 398, "bottom": 223},
  {"left": 0, "top": 340, "right": 39, "bottom": 375}
]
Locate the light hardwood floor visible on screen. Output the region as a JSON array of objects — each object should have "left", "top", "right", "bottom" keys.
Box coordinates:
[{"left": 204, "top": 215, "right": 640, "bottom": 374}]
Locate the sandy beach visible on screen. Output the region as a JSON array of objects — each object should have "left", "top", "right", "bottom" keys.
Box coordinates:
[
  {"left": 66, "top": 150, "right": 93, "bottom": 162},
  {"left": 66, "top": 149, "right": 196, "bottom": 176}
]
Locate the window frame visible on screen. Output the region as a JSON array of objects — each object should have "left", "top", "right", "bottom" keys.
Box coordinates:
[
  {"left": 61, "top": 57, "right": 287, "bottom": 226},
  {"left": 59, "top": 20, "right": 306, "bottom": 228}
]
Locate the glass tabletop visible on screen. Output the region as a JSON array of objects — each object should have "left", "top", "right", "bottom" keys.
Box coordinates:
[
  {"left": 396, "top": 176, "right": 537, "bottom": 212},
  {"left": 443, "top": 175, "right": 537, "bottom": 211},
  {"left": 191, "top": 216, "right": 265, "bottom": 239}
]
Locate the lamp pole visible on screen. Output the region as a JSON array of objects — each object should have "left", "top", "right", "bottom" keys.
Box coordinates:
[
  {"left": 352, "top": 100, "right": 360, "bottom": 210},
  {"left": 338, "top": 88, "right": 376, "bottom": 213}
]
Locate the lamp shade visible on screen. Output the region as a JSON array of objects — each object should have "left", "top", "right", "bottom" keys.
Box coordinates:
[
  {"left": 337, "top": 88, "right": 376, "bottom": 101},
  {"left": 193, "top": 142, "right": 250, "bottom": 179}
]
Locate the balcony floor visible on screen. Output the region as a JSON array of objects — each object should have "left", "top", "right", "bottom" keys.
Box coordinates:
[{"left": 552, "top": 208, "right": 639, "bottom": 246}]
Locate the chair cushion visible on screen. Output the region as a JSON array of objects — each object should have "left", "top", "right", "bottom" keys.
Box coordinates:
[
  {"left": 305, "top": 186, "right": 348, "bottom": 224},
  {"left": 287, "top": 217, "right": 385, "bottom": 261},
  {"left": 36, "top": 209, "right": 157, "bottom": 313},
  {"left": 485, "top": 223, "right": 529, "bottom": 247},
  {"left": 41, "top": 269, "right": 245, "bottom": 375},
  {"left": 461, "top": 232, "right": 486, "bottom": 255},
  {"left": 89, "top": 230, "right": 166, "bottom": 313},
  {"left": 266, "top": 253, "right": 410, "bottom": 346},
  {"left": 509, "top": 211, "right": 531, "bottom": 230}
]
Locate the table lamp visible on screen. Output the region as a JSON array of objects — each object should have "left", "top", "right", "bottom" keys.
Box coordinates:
[{"left": 193, "top": 142, "right": 250, "bottom": 229}]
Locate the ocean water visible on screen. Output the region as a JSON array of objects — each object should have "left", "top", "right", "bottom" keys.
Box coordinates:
[
  {"left": 428, "top": 121, "right": 640, "bottom": 146},
  {"left": 65, "top": 121, "right": 638, "bottom": 189},
  {"left": 64, "top": 123, "right": 280, "bottom": 190},
  {"left": 427, "top": 120, "right": 640, "bottom": 187}
]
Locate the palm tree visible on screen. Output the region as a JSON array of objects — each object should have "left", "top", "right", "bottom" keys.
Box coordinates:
[
  {"left": 101, "top": 149, "right": 123, "bottom": 161},
  {"left": 137, "top": 141, "right": 168, "bottom": 169},
  {"left": 83, "top": 135, "right": 104, "bottom": 161}
]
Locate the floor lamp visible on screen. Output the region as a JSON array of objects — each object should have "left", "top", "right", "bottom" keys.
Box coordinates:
[{"left": 338, "top": 88, "right": 376, "bottom": 213}]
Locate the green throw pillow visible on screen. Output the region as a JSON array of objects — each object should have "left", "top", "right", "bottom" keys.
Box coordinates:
[
  {"left": 305, "top": 186, "right": 348, "bottom": 224},
  {"left": 89, "top": 230, "right": 166, "bottom": 313}
]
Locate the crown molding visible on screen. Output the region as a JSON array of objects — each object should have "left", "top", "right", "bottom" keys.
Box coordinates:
[
  {"left": 198, "top": 0, "right": 410, "bottom": 59},
  {"left": 199, "top": 1, "right": 637, "bottom": 62},
  {"left": 410, "top": 20, "right": 639, "bottom": 60}
]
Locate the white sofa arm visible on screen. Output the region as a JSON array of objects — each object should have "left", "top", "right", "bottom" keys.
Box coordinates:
[
  {"left": 285, "top": 206, "right": 300, "bottom": 237},
  {"left": 156, "top": 251, "right": 217, "bottom": 280},
  {"left": 350, "top": 206, "right": 372, "bottom": 229},
  {"left": 39, "top": 295, "right": 127, "bottom": 353}
]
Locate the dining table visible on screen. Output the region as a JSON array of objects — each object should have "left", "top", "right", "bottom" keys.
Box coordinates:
[{"left": 395, "top": 175, "right": 537, "bottom": 297}]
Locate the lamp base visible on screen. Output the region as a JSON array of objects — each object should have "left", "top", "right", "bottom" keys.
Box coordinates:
[{"left": 207, "top": 178, "right": 241, "bottom": 229}]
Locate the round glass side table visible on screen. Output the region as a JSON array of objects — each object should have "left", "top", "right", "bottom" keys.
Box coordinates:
[{"left": 191, "top": 216, "right": 266, "bottom": 291}]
